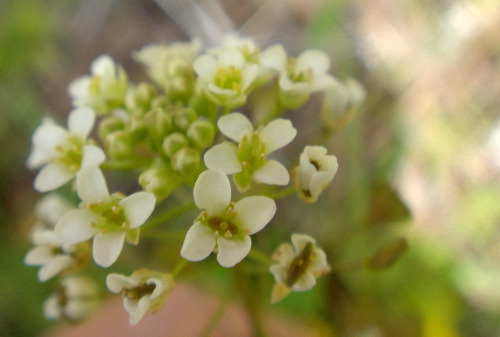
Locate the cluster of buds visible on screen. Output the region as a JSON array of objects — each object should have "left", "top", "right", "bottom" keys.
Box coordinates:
[{"left": 25, "top": 33, "right": 363, "bottom": 325}]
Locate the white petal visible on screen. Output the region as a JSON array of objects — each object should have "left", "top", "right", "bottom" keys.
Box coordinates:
[
  {"left": 234, "top": 196, "right": 276, "bottom": 235},
  {"left": 24, "top": 246, "right": 53, "bottom": 266},
  {"left": 76, "top": 166, "right": 110, "bottom": 203},
  {"left": 193, "top": 170, "right": 231, "bottom": 215},
  {"left": 204, "top": 142, "right": 241, "bottom": 174},
  {"left": 292, "top": 272, "right": 317, "bottom": 291},
  {"left": 91, "top": 55, "right": 115, "bottom": 76},
  {"left": 119, "top": 192, "right": 156, "bottom": 229},
  {"left": 106, "top": 274, "right": 140, "bottom": 293},
  {"left": 81, "top": 145, "right": 106, "bottom": 168},
  {"left": 217, "top": 113, "right": 253, "bottom": 143},
  {"left": 296, "top": 50, "right": 330, "bottom": 74},
  {"left": 259, "top": 119, "right": 296, "bottom": 154},
  {"left": 241, "top": 64, "right": 259, "bottom": 91},
  {"left": 125, "top": 298, "right": 148, "bottom": 325},
  {"left": 309, "top": 171, "right": 335, "bottom": 199},
  {"left": 253, "top": 160, "right": 290, "bottom": 186},
  {"left": 291, "top": 233, "right": 316, "bottom": 253},
  {"left": 216, "top": 236, "right": 251, "bottom": 268},
  {"left": 193, "top": 55, "right": 217, "bottom": 81},
  {"left": 68, "top": 77, "right": 90, "bottom": 102},
  {"left": 93, "top": 232, "right": 125, "bottom": 267},
  {"left": 68, "top": 107, "right": 95, "bottom": 140},
  {"left": 218, "top": 50, "right": 244, "bottom": 67},
  {"left": 43, "top": 295, "right": 61, "bottom": 319},
  {"left": 180, "top": 222, "right": 216, "bottom": 262},
  {"left": 279, "top": 74, "right": 310, "bottom": 92},
  {"left": 311, "top": 73, "right": 337, "bottom": 91},
  {"left": 31, "top": 122, "right": 68, "bottom": 158},
  {"left": 26, "top": 147, "right": 51, "bottom": 169},
  {"left": 260, "top": 44, "right": 287, "bottom": 71},
  {"left": 34, "top": 163, "right": 74, "bottom": 192},
  {"left": 55, "top": 209, "right": 97, "bottom": 245},
  {"left": 39, "top": 255, "right": 74, "bottom": 282}
]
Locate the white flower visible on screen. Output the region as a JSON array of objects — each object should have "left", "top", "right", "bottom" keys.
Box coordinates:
[
  {"left": 27, "top": 107, "right": 105, "bottom": 192},
  {"left": 134, "top": 40, "right": 200, "bottom": 87},
  {"left": 106, "top": 269, "right": 174, "bottom": 325},
  {"left": 24, "top": 228, "right": 89, "bottom": 282},
  {"left": 204, "top": 112, "right": 296, "bottom": 192},
  {"left": 69, "top": 55, "right": 128, "bottom": 114},
  {"left": 292, "top": 146, "right": 338, "bottom": 203},
  {"left": 270, "top": 234, "right": 330, "bottom": 303},
  {"left": 261, "top": 45, "right": 337, "bottom": 93},
  {"left": 55, "top": 167, "right": 156, "bottom": 267},
  {"left": 29, "top": 194, "right": 74, "bottom": 237},
  {"left": 194, "top": 49, "right": 259, "bottom": 106},
  {"left": 181, "top": 170, "right": 276, "bottom": 267},
  {"left": 44, "top": 276, "right": 99, "bottom": 322}
]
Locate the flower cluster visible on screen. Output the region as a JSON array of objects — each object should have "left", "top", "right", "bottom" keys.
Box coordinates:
[{"left": 25, "top": 34, "right": 361, "bottom": 326}]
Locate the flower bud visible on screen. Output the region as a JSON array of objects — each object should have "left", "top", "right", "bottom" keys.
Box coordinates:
[
  {"left": 144, "top": 108, "right": 173, "bottom": 143},
  {"left": 187, "top": 118, "right": 215, "bottom": 149},
  {"left": 162, "top": 132, "right": 188, "bottom": 157},
  {"left": 105, "top": 131, "right": 133, "bottom": 160},
  {"left": 139, "top": 166, "right": 179, "bottom": 201},
  {"left": 126, "top": 82, "right": 158, "bottom": 114},
  {"left": 171, "top": 147, "right": 201, "bottom": 177},
  {"left": 98, "top": 116, "right": 125, "bottom": 142},
  {"left": 173, "top": 108, "right": 197, "bottom": 130}
]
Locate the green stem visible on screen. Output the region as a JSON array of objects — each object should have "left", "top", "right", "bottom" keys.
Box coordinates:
[
  {"left": 171, "top": 259, "right": 189, "bottom": 278},
  {"left": 101, "top": 159, "right": 152, "bottom": 170},
  {"left": 142, "top": 201, "right": 196, "bottom": 231},
  {"left": 234, "top": 265, "right": 269, "bottom": 337},
  {"left": 265, "top": 186, "right": 296, "bottom": 200},
  {"left": 248, "top": 248, "right": 273, "bottom": 266},
  {"left": 198, "top": 288, "right": 235, "bottom": 337}
]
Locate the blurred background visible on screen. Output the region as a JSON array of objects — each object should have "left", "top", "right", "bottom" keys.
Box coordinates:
[{"left": 1, "top": 0, "right": 499, "bottom": 336}]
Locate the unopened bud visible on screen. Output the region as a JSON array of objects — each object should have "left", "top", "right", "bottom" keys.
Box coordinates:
[
  {"left": 98, "top": 116, "right": 125, "bottom": 142},
  {"left": 171, "top": 147, "right": 200, "bottom": 176},
  {"left": 187, "top": 118, "right": 215, "bottom": 149},
  {"left": 173, "top": 108, "right": 197, "bottom": 130},
  {"left": 144, "top": 108, "right": 173, "bottom": 143},
  {"left": 162, "top": 132, "right": 188, "bottom": 157},
  {"left": 139, "top": 166, "right": 179, "bottom": 201},
  {"left": 105, "top": 131, "right": 133, "bottom": 160}
]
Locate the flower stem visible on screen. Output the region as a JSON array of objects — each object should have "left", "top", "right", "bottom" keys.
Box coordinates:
[
  {"left": 265, "top": 186, "right": 296, "bottom": 200},
  {"left": 248, "top": 248, "right": 273, "bottom": 266},
  {"left": 100, "top": 159, "right": 151, "bottom": 170},
  {"left": 171, "top": 259, "right": 189, "bottom": 278},
  {"left": 142, "top": 201, "right": 196, "bottom": 231},
  {"left": 198, "top": 288, "right": 235, "bottom": 337}
]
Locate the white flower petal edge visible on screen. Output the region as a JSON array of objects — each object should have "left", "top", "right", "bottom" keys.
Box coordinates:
[
  {"left": 76, "top": 166, "right": 110, "bottom": 204},
  {"left": 93, "top": 232, "right": 126, "bottom": 267},
  {"left": 119, "top": 192, "right": 156, "bottom": 229},
  {"left": 39, "top": 255, "right": 75, "bottom": 282},
  {"left": 34, "top": 163, "right": 74, "bottom": 193},
  {"left": 180, "top": 222, "right": 216, "bottom": 262},
  {"left": 68, "top": 107, "right": 95, "bottom": 140},
  {"left": 217, "top": 113, "right": 253, "bottom": 142},
  {"left": 55, "top": 209, "right": 98, "bottom": 245},
  {"left": 259, "top": 118, "right": 297, "bottom": 154},
  {"left": 253, "top": 160, "right": 290, "bottom": 186},
  {"left": 234, "top": 196, "right": 276, "bottom": 235},
  {"left": 217, "top": 236, "right": 252, "bottom": 268},
  {"left": 193, "top": 170, "right": 231, "bottom": 215},
  {"left": 81, "top": 145, "right": 106, "bottom": 168},
  {"left": 204, "top": 142, "right": 241, "bottom": 174}
]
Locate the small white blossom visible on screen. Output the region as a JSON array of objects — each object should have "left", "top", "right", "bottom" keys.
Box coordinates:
[
  {"left": 204, "top": 112, "right": 296, "bottom": 192},
  {"left": 270, "top": 234, "right": 330, "bottom": 303},
  {"left": 29, "top": 194, "right": 74, "bottom": 237},
  {"left": 107, "top": 269, "right": 174, "bottom": 325},
  {"left": 181, "top": 170, "right": 276, "bottom": 267},
  {"left": 261, "top": 45, "right": 337, "bottom": 93},
  {"left": 55, "top": 167, "right": 156, "bottom": 267},
  {"left": 27, "top": 107, "right": 105, "bottom": 192},
  {"left": 292, "top": 146, "right": 338, "bottom": 203},
  {"left": 44, "top": 276, "right": 99, "bottom": 322},
  {"left": 194, "top": 49, "right": 259, "bottom": 106},
  {"left": 134, "top": 40, "right": 200, "bottom": 87},
  {"left": 24, "top": 228, "right": 89, "bottom": 282},
  {"left": 69, "top": 55, "right": 128, "bottom": 114}
]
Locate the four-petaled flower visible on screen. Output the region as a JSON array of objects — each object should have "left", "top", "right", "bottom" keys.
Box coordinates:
[
  {"left": 292, "top": 146, "right": 338, "bottom": 203},
  {"left": 27, "top": 107, "right": 105, "bottom": 192},
  {"left": 107, "top": 269, "right": 174, "bottom": 325},
  {"left": 204, "top": 112, "right": 296, "bottom": 192},
  {"left": 55, "top": 166, "right": 156, "bottom": 267},
  {"left": 261, "top": 45, "right": 337, "bottom": 94},
  {"left": 194, "top": 49, "right": 259, "bottom": 107},
  {"left": 270, "top": 234, "right": 330, "bottom": 303},
  {"left": 181, "top": 170, "right": 276, "bottom": 267},
  {"left": 69, "top": 55, "right": 128, "bottom": 114}
]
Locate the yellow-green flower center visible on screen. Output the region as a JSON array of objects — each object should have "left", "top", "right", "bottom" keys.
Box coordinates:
[
  {"left": 54, "top": 135, "right": 84, "bottom": 172},
  {"left": 285, "top": 242, "right": 315, "bottom": 287},
  {"left": 214, "top": 66, "right": 242, "bottom": 92},
  {"left": 87, "top": 193, "right": 128, "bottom": 233},
  {"left": 201, "top": 203, "right": 247, "bottom": 240},
  {"left": 287, "top": 58, "right": 313, "bottom": 83},
  {"left": 123, "top": 283, "right": 156, "bottom": 301}
]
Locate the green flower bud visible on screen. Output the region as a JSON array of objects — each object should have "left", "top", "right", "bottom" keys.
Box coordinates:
[
  {"left": 98, "top": 116, "right": 125, "bottom": 142},
  {"left": 162, "top": 132, "right": 188, "bottom": 157},
  {"left": 105, "top": 131, "right": 133, "bottom": 160},
  {"left": 187, "top": 118, "right": 215, "bottom": 149},
  {"left": 126, "top": 82, "right": 158, "bottom": 114},
  {"left": 171, "top": 147, "right": 200, "bottom": 177},
  {"left": 173, "top": 108, "right": 197, "bottom": 130},
  {"left": 144, "top": 108, "right": 173, "bottom": 143},
  {"left": 139, "top": 166, "right": 179, "bottom": 201},
  {"left": 129, "top": 115, "right": 148, "bottom": 142}
]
